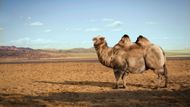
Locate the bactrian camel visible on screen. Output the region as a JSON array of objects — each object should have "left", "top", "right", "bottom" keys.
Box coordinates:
[{"left": 93, "top": 35, "right": 167, "bottom": 89}]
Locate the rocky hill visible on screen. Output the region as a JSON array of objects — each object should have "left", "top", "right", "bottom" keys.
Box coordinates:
[{"left": 0, "top": 46, "right": 96, "bottom": 58}]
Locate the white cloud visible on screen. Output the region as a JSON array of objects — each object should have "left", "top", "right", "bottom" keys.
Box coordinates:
[
  {"left": 107, "top": 21, "right": 123, "bottom": 28},
  {"left": 19, "top": 16, "right": 32, "bottom": 21},
  {"left": 85, "top": 28, "right": 100, "bottom": 32},
  {"left": 32, "top": 38, "right": 55, "bottom": 44},
  {"left": 44, "top": 29, "right": 52, "bottom": 33},
  {"left": 8, "top": 37, "right": 97, "bottom": 49},
  {"left": 27, "top": 16, "right": 31, "bottom": 20},
  {"left": 10, "top": 37, "right": 55, "bottom": 46},
  {"left": 29, "top": 21, "right": 43, "bottom": 26},
  {"left": 145, "top": 21, "right": 158, "bottom": 25},
  {"left": 102, "top": 18, "right": 114, "bottom": 22}
]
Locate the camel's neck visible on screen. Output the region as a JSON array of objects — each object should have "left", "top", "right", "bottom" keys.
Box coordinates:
[{"left": 95, "top": 43, "right": 113, "bottom": 68}]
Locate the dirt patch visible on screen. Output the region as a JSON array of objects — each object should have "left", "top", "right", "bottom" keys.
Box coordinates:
[{"left": 0, "top": 60, "right": 190, "bottom": 107}]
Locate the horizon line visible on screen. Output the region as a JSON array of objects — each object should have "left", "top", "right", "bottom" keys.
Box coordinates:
[{"left": 0, "top": 45, "right": 190, "bottom": 51}]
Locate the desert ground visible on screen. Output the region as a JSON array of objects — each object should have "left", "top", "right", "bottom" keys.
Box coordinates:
[{"left": 0, "top": 59, "right": 190, "bottom": 107}]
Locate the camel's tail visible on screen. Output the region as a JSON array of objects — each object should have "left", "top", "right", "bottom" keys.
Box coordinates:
[
  {"left": 163, "top": 63, "right": 168, "bottom": 87},
  {"left": 160, "top": 47, "right": 167, "bottom": 62}
]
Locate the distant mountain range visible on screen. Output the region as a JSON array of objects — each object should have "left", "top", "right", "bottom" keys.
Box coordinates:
[
  {"left": 0, "top": 46, "right": 96, "bottom": 58},
  {"left": 0, "top": 46, "right": 33, "bottom": 51},
  {"left": 0, "top": 46, "right": 45, "bottom": 58}
]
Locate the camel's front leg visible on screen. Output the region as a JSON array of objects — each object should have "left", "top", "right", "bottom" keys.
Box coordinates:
[
  {"left": 121, "top": 72, "right": 128, "bottom": 88},
  {"left": 113, "top": 69, "right": 122, "bottom": 89}
]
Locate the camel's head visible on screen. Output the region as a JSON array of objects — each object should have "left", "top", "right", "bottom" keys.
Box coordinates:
[
  {"left": 118, "top": 34, "right": 132, "bottom": 47},
  {"left": 92, "top": 36, "right": 106, "bottom": 48},
  {"left": 135, "top": 35, "right": 151, "bottom": 46}
]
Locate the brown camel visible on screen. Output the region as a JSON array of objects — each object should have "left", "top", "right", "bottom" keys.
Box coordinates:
[{"left": 93, "top": 35, "right": 167, "bottom": 89}]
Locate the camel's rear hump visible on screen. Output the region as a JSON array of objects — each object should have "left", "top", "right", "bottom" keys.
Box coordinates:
[{"left": 145, "top": 45, "right": 166, "bottom": 69}]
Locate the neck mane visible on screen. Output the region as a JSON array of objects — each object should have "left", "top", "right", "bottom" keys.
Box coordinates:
[{"left": 95, "top": 42, "right": 113, "bottom": 68}]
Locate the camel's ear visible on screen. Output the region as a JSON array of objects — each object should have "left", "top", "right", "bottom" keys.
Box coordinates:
[
  {"left": 92, "top": 37, "right": 96, "bottom": 41},
  {"left": 100, "top": 37, "right": 105, "bottom": 41}
]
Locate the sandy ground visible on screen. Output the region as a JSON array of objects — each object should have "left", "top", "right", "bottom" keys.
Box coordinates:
[{"left": 0, "top": 60, "right": 190, "bottom": 107}]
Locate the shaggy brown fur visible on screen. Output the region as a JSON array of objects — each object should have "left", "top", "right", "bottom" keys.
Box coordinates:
[
  {"left": 116, "top": 35, "right": 168, "bottom": 87},
  {"left": 113, "top": 34, "right": 142, "bottom": 53},
  {"left": 117, "top": 34, "right": 132, "bottom": 48},
  {"left": 93, "top": 36, "right": 113, "bottom": 68},
  {"left": 136, "top": 35, "right": 152, "bottom": 47},
  {"left": 93, "top": 35, "right": 168, "bottom": 89}
]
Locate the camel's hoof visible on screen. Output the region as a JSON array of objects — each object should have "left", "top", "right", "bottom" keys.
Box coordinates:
[
  {"left": 120, "top": 85, "right": 126, "bottom": 89},
  {"left": 152, "top": 86, "right": 159, "bottom": 89},
  {"left": 164, "top": 84, "right": 168, "bottom": 88},
  {"left": 113, "top": 85, "right": 119, "bottom": 89},
  {"left": 156, "top": 84, "right": 167, "bottom": 88},
  {"left": 153, "top": 85, "right": 167, "bottom": 89},
  {"left": 161, "top": 85, "right": 167, "bottom": 88}
]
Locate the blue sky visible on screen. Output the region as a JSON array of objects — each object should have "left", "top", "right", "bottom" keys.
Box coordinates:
[{"left": 0, "top": 0, "right": 190, "bottom": 50}]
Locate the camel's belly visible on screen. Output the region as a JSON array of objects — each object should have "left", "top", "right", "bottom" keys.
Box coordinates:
[
  {"left": 127, "top": 57, "right": 146, "bottom": 73},
  {"left": 128, "top": 65, "right": 146, "bottom": 73}
]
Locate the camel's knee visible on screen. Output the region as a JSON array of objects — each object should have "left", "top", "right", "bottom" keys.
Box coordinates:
[
  {"left": 155, "top": 68, "right": 164, "bottom": 74},
  {"left": 114, "top": 71, "right": 121, "bottom": 80}
]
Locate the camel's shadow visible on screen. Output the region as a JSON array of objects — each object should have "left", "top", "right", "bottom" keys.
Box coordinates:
[
  {"left": 35, "top": 80, "right": 156, "bottom": 89},
  {"left": 1, "top": 87, "right": 190, "bottom": 107}
]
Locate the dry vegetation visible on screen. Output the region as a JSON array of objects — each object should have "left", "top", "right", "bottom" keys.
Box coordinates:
[{"left": 0, "top": 60, "right": 190, "bottom": 107}]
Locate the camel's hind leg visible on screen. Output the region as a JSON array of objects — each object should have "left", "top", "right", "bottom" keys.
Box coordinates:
[
  {"left": 163, "top": 64, "right": 168, "bottom": 87},
  {"left": 155, "top": 64, "right": 168, "bottom": 88}
]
